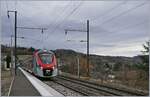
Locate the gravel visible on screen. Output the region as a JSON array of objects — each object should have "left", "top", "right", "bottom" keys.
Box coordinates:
[{"left": 44, "top": 81, "right": 83, "bottom": 96}]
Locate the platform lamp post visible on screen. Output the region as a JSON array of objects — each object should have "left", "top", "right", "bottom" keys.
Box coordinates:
[
  {"left": 65, "top": 20, "right": 90, "bottom": 77},
  {"left": 7, "top": 10, "right": 17, "bottom": 75}
]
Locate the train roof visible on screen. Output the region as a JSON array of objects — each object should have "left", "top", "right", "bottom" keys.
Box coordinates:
[{"left": 33, "top": 49, "right": 54, "bottom": 55}]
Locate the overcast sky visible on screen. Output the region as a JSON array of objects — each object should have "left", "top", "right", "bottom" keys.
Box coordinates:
[{"left": 1, "top": 0, "right": 150, "bottom": 57}]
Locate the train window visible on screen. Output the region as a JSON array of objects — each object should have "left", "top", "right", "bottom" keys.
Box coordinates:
[{"left": 39, "top": 53, "right": 53, "bottom": 64}]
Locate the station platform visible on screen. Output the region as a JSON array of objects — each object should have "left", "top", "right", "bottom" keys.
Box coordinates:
[
  {"left": 9, "top": 67, "right": 63, "bottom": 96},
  {"left": 9, "top": 68, "right": 41, "bottom": 96}
]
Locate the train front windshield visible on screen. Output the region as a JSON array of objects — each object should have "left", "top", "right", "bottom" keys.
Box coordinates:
[{"left": 39, "top": 53, "right": 53, "bottom": 64}]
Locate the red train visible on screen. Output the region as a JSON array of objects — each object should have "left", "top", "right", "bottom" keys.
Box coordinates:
[{"left": 23, "top": 49, "right": 58, "bottom": 78}]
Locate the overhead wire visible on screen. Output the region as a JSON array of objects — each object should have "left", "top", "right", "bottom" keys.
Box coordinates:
[
  {"left": 103, "top": 21, "right": 148, "bottom": 36},
  {"left": 15, "top": 1, "right": 74, "bottom": 48},
  {"left": 5, "top": 1, "right": 44, "bottom": 48},
  {"left": 91, "top": 1, "right": 127, "bottom": 21},
  {"left": 106, "top": 21, "right": 148, "bottom": 45},
  {"left": 7, "top": 1, "right": 148, "bottom": 49},
  {"left": 43, "top": 1, "right": 73, "bottom": 42},
  {"left": 89, "top": 1, "right": 149, "bottom": 54},
  {"left": 91, "top": 22, "right": 148, "bottom": 49},
  {"left": 39, "top": 1, "right": 74, "bottom": 47},
  {"left": 14, "top": 0, "right": 17, "bottom": 11},
  {"left": 99, "top": 2, "right": 147, "bottom": 25},
  {"left": 16, "top": 1, "right": 41, "bottom": 28},
  {"left": 47, "top": 1, "right": 73, "bottom": 29},
  {"left": 111, "top": 21, "right": 148, "bottom": 34},
  {"left": 45, "top": 1, "right": 84, "bottom": 43},
  {"left": 49, "top": 1, "right": 84, "bottom": 34},
  {"left": 15, "top": 1, "right": 49, "bottom": 47},
  {"left": 9, "top": 1, "right": 43, "bottom": 47},
  {"left": 90, "top": 1, "right": 148, "bottom": 39},
  {"left": 64, "top": 1, "right": 126, "bottom": 45}
]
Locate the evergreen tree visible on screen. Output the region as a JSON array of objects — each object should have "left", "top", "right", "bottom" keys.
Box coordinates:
[{"left": 136, "top": 41, "right": 149, "bottom": 79}]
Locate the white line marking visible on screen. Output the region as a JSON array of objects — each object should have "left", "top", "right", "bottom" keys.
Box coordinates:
[
  {"left": 19, "top": 67, "right": 63, "bottom": 96},
  {"left": 8, "top": 76, "right": 14, "bottom": 96}
]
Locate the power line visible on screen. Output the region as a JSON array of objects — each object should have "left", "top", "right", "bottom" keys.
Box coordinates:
[
  {"left": 96, "top": 21, "right": 147, "bottom": 38},
  {"left": 16, "top": 1, "right": 41, "bottom": 28},
  {"left": 49, "top": 1, "right": 83, "bottom": 34},
  {"left": 91, "top": 1, "right": 127, "bottom": 21},
  {"left": 45, "top": 1, "right": 83, "bottom": 42},
  {"left": 111, "top": 20, "right": 147, "bottom": 33},
  {"left": 15, "top": 1, "right": 72, "bottom": 34},
  {"left": 14, "top": 0, "right": 17, "bottom": 11},
  {"left": 90, "top": 1, "right": 148, "bottom": 38},
  {"left": 48, "top": 1, "right": 73, "bottom": 29},
  {"left": 43, "top": 1, "right": 73, "bottom": 42},
  {"left": 99, "top": 2, "right": 147, "bottom": 25},
  {"left": 17, "top": 1, "right": 72, "bottom": 34}
]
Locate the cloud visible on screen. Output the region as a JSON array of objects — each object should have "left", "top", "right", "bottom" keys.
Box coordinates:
[{"left": 1, "top": 1, "right": 149, "bottom": 57}]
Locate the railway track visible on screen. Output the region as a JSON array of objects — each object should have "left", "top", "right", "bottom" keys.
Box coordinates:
[
  {"left": 53, "top": 77, "right": 108, "bottom": 96},
  {"left": 44, "top": 81, "right": 83, "bottom": 96},
  {"left": 53, "top": 75, "right": 148, "bottom": 96},
  {"left": 20, "top": 57, "right": 148, "bottom": 96},
  {"left": 22, "top": 66, "right": 148, "bottom": 96}
]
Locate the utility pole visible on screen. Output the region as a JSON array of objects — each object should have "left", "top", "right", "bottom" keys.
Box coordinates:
[
  {"left": 57, "top": 58, "right": 60, "bottom": 75},
  {"left": 87, "top": 20, "right": 90, "bottom": 77},
  {"left": 7, "top": 10, "right": 17, "bottom": 75},
  {"left": 10, "top": 35, "right": 13, "bottom": 76},
  {"left": 65, "top": 20, "right": 90, "bottom": 77},
  {"left": 77, "top": 55, "right": 80, "bottom": 78},
  {"left": 149, "top": 40, "right": 150, "bottom": 77},
  {"left": 7, "top": 10, "right": 46, "bottom": 75},
  {"left": 14, "top": 11, "right": 17, "bottom": 76}
]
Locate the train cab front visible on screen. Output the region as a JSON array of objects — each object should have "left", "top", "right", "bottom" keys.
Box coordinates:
[{"left": 36, "top": 51, "right": 57, "bottom": 78}]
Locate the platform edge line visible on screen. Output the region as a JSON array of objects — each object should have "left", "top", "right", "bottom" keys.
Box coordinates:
[{"left": 8, "top": 76, "right": 14, "bottom": 96}]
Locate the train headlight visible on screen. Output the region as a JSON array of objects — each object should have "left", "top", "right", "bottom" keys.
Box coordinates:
[
  {"left": 52, "top": 66, "right": 55, "bottom": 70},
  {"left": 40, "top": 66, "right": 43, "bottom": 70}
]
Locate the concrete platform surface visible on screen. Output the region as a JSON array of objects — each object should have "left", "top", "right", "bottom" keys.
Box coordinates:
[
  {"left": 9, "top": 67, "right": 64, "bottom": 96},
  {"left": 19, "top": 67, "right": 64, "bottom": 96},
  {"left": 9, "top": 68, "right": 41, "bottom": 96}
]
